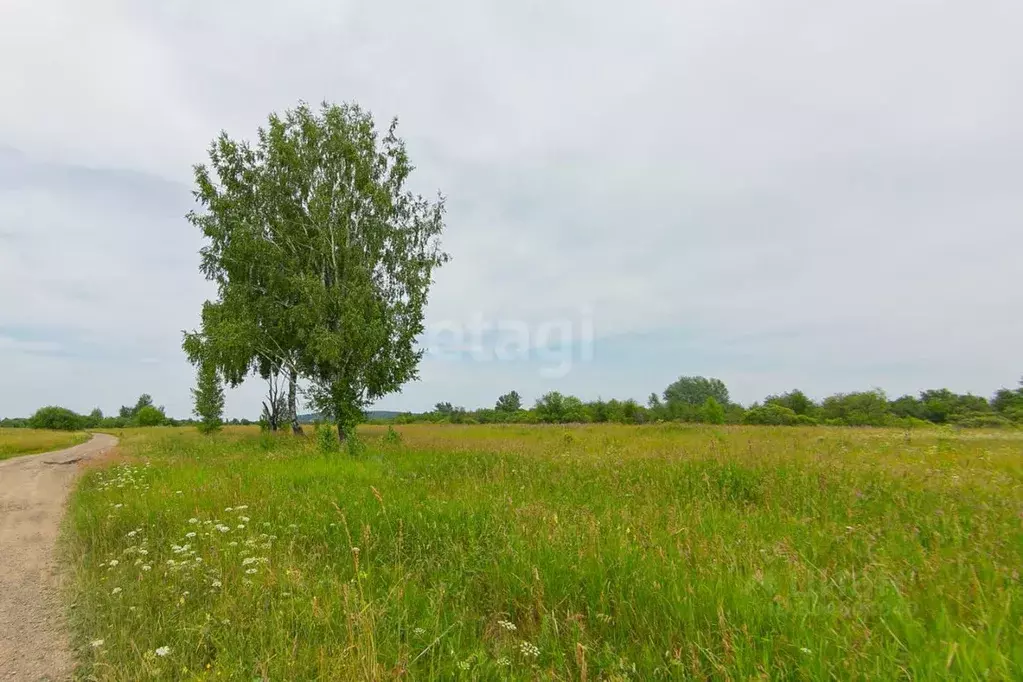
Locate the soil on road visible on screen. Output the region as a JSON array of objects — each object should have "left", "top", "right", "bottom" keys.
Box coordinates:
[{"left": 0, "top": 433, "right": 117, "bottom": 681}]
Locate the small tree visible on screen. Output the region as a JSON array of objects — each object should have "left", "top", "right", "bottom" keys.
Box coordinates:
[
  {"left": 135, "top": 405, "right": 166, "bottom": 427},
  {"left": 663, "top": 376, "right": 730, "bottom": 417},
  {"left": 534, "top": 392, "right": 567, "bottom": 423},
  {"left": 701, "top": 397, "right": 726, "bottom": 424},
  {"left": 192, "top": 361, "right": 225, "bottom": 434},
  {"left": 495, "top": 391, "right": 522, "bottom": 413},
  {"left": 765, "top": 389, "right": 816, "bottom": 416},
  {"left": 85, "top": 408, "right": 104, "bottom": 428}
]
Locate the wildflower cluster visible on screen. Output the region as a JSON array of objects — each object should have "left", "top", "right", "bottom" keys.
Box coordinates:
[
  {"left": 519, "top": 641, "right": 540, "bottom": 658},
  {"left": 86, "top": 498, "right": 282, "bottom": 664}
]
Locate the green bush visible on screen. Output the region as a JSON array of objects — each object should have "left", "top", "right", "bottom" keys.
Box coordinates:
[
  {"left": 316, "top": 423, "right": 339, "bottom": 453},
  {"left": 701, "top": 397, "right": 726, "bottom": 424},
  {"left": 29, "top": 406, "right": 85, "bottom": 431},
  {"left": 950, "top": 414, "right": 1016, "bottom": 429},
  {"left": 135, "top": 406, "right": 166, "bottom": 427},
  {"left": 743, "top": 404, "right": 800, "bottom": 426}
]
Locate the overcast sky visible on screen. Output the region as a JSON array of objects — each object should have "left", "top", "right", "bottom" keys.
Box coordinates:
[{"left": 2, "top": 0, "right": 1022, "bottom": 418}]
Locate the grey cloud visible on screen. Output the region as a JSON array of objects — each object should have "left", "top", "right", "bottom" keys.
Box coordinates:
[{"left": 2, "top": 0, "right": 1022, "bottom": 416}]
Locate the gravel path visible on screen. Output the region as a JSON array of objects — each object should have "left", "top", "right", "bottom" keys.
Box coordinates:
[{"left": 0, "top": 433, "right": 117, "bottom": 681}]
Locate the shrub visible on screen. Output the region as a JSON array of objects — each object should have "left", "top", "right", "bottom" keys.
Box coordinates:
[
  {"left": 950, "top": 414, "right": 1016, "bottom": 429},
  {"left": 135, "top": 406, "right": 166, "bottom": 427},
  {"left": 743, "top": 404, "right": 800, "bottom": 426},
  {"left": 701, "top": 397, "right": 726, "bottom": 424},
  {"left": 316, "top": 423, "right": 340, "bottom": 453},
  {"left": 29, "top": 406, "right": 85, "bottom": 431}
]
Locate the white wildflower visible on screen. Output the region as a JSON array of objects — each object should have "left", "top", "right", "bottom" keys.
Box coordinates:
[
  {"left": 90, "top": 639, "right": 104, "bottom": 648},
  {"left": 111, "top": 587, "right": 122, "bottom": 595},
  {"left": 142, "top": 564, "right": 152, "bottom": 571},
  {"left": 188, "top": 518, "right": 199, "bottom": 524},
  {"left": 155, "top": 646, "right": 171, "bottom": 657},
  {"left": 497, "top": 620, "right": 517, "bottom": 632},
  {"left": 185, "top": 532, "right": 196, "bottom": 539},
  {"left": 519, "top": 641, "right": 540, "bottom": 658},
  {"left": 245, "top": 568, "right": 258, "bottom": 575},
  {"left": 108, "top": 559, "right": 119, "bottom": 567}
]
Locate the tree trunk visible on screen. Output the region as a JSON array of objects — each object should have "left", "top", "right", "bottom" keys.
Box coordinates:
[
  {"left": 288, "top": 369, "right": 303, "bottom": 436},
  {"left": 336, "top": 421, "right": 347, "bottom": 443}
]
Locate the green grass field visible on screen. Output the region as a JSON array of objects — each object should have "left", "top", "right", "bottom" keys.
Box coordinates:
[
  {"left": 0, "top": 427, "right": 89, "bottom": 460},
  {"left": 65, "top": 424, "right": 1023, "bottom": 680}
]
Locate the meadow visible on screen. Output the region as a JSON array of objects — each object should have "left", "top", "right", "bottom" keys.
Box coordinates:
[
  {"left": 0, "top": 427, "right": 88, "bottom": 460},
  {"left": 64, "top": 424, "right": 1023, "bottom": 680}
]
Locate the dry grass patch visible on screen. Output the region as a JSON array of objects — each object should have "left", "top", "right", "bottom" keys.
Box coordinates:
[{"left": 0, "top": 428, "right": 89, "bottom": 460}]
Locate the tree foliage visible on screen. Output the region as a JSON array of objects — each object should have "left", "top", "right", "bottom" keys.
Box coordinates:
[
  {"left": 29, "top": 406, "right": 84, "bottom": 431},
  {"left": 135, "top": 405, "right": 166, "bottom": 427},
  {"left": 701, "top": 397, "right": 726, "bottom": 424},
  {"left": 186, "top": 101, "right": 448, "bottom": 444},
  {"left": 663, "top": 376, "right": 730, "bottom": 414},
  {"left": 495, "top": 391, "right": 522, "bottom": 413},
  {"left": 765, "top": 389, "right": 815, "bottom": 416},
  {"left": 192, "top": 360, "right": 225, "bottom": 435}
]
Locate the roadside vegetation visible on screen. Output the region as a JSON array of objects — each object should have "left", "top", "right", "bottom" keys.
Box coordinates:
[
  {"left": 65, "top": 424, "right": 1023, "bottom": 679},
  {"left": 0, "top": 428, "right": 88, "bottom": 460}
]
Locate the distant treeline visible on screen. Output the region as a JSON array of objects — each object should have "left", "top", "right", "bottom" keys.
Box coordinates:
[
  {"left": 0, "top": 394, "right": 254, "bottom": 431},
  {"left": 378, "top": 376, "right": 1023, "bottom": 429},
  {"left": 5, "top": 377, "right": 1022, "bottom": 431}
]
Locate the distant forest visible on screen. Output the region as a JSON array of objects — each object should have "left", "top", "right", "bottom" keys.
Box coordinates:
[
  {"left": 380, "top": 375, "right": 1023, "bottom": 429},
  {"left": 4, "top": 376, "right": 1022, "bottom": 431}
]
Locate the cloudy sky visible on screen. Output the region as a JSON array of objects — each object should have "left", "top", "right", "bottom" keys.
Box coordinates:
[{"left": 2, "top": 0, "right": 1021, "bottom": 418}]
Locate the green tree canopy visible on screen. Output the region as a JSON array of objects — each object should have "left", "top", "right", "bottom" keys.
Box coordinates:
[
  {"left": 764, "top": 389, "right": 816, "bottom": 416},
  {"left": 495, "top": 391, "right": 522, "bottom": 413},
  {"left": 663, "top": 376, "right": 730, "bottom": 417},
  {"left": 29, "top": 406, "right": 84, "bottom": 431},
  {"left": 187, "top": 101, "right": 448, "bottom": 442}
]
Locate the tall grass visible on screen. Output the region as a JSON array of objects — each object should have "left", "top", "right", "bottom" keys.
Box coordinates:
[
  {"left": 65, "top": 425, "right": 1023, "bottom": 679},
  {"left": 0, "top": 427, "right": 88, "bottom": 460}
]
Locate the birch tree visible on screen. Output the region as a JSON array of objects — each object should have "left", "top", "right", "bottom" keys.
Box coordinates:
[{"left": 186, "top": 101, "right": 448, "bottom": 443}]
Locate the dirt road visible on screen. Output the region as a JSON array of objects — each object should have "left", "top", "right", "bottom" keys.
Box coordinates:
[{"left": 0, "top": 433, "right": 117, "bottom": 681}]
